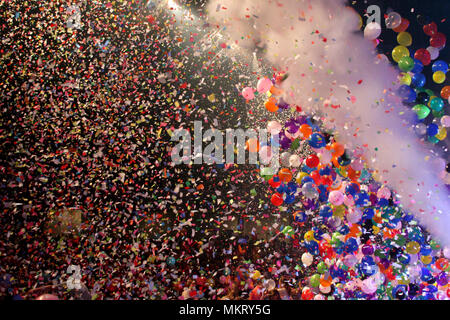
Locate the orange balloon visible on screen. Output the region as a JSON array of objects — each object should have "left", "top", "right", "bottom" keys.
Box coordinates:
[
  {"left": 441, "top": 86, "right": 450, "bottom": 100},
  {"left": 278, "top": 168, "right": 293, "bottom": 183},
  {"left": 331, "top": 142, "right": 345, "bottom": 157},
  {"left": 265, "top": 97, "right": 278, "bottom": 112},
  {"left": 320, "top": 274, "right": 333, "bottom": 287},
  {"left": 299, "top": 124, "right": 312, "bottom": 139},
  {"left": 393, "top": 18, "right": 409, "bottom": 33},
  {"left": 246, "top": 138, "right": 260, "bottom": 153},
  {"left": 347, "top": 167, "right": 361, "bottom": 182}
]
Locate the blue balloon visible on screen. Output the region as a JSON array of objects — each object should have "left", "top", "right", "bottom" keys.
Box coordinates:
[
  {"left": 427, "top": 123, "right": 439, "bottom": 136},
  {"left": 398, "top": 85, "right": 416, "bottom": 102},
  {"left": 319, "top": 205, "right": 333, "bottom": 218},
  {"left": 411, "top": 73, "right": 426, "bottom": 88},
  {"left": 411, "top": 59, "right": 424, "bottom": 73},
  {"left": 309, "top": 133, "right": 327, "bottom": 148},
  {"left": 432, "top": 60, "right": 449, "bottom": 73}
]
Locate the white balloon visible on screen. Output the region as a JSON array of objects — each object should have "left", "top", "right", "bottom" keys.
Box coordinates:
[
  {"left": 267, "top": 120, "right": 282, "bottom": 135},
  {"left": 364, "top": 22, "right": 381, "bottom": 40},
  {"left": 301, "top": 252, "right": 313, "bottom": 266},
  {"left": 289, "top": 154, "right": 301, "bottom": 167},
  {"left": 427, "top": 46, "right": 440, "bottom": 60},
  {"left": 385, "top": 12, "right": 402, "bottom": 29},
  {"left": 441, "top": 115, "right": 450, "bottom": 127}
]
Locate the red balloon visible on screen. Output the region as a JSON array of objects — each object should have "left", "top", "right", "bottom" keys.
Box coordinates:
[
  {"left": 414, "top": 48, "right": 431, "bottom": 66},
  {"left": 301, "top": 288, "right": 315, "bottom": 300},
  {"left": 271, "top": 193, "right": 284, "bottom": 206},
  {"left": 310, "top": 171, "right": 321, "bottom": 184},
  {"left": 306, "top": 154, "right": 320, "bottom": 168},
  {"left": 268, "top": 175, "right": 281, "bottom": 188},
  {"left": 430, "top": 32, "right": 446, "bottom": 48},
  {"left": 423, "top": 22, "right": 437, "bottom": 36}
]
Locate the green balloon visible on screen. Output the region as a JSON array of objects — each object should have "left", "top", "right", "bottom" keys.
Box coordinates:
[
  {"left": 398, "top": 56, "right": 414, "bottom": 72},
  {"left": 310, "top": 274, "right": 321, "bottom": 287},
  {"left": 317, "top": 262, "right": 328, "bottom": 274},
  {"left": 412, "top": 104, "right": 430, "bottom": 120}
]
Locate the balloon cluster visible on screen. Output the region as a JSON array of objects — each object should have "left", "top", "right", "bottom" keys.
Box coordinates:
[
  {"left": 363, "top": 11, "right": 449, "bottom": 144},
  {"left": 241, "top": 69, "right": 450, "bottom": 299}
]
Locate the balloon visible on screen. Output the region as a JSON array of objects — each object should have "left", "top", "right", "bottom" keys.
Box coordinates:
[
  {"left": 433, "top": 71, "right": 446, "bottom": 84},
  {"left": 411, "top": 59, "right": 424, "bottom": 73},
  {"left": 397, "top": 84, "right": 416, "bottom": 102},
  {"left": 267, "top": 120, "right": 282, "bottom": 135},
  {"left": 265, "top": 97, "right": 278, "bottom": 112},
  {"left": 301, "top": 252, "right": 313, "bottom": 266},
  {"left": 423, "top": 22, "right": 437, "bottom": 36},
  {"left": 242, "top": 87, "right": 255, "bottom": 100},
  {"left": 310, "top": 274, "right": 321, "bottom": 287},
  {"left": 309, "top": 133, "right": 327, "bottom": 148},
  {"left": 397, "top": 32, "right": 412, "bottom": 46},
  {"left": 306, "top": 154, "right": 320, "bottom": 168},
  {"left": 414, "top": 48, "right": 431, "bottom": 65},
  {"left": 436, "top": 127, "right": 447, "bottom": 140},
  {"left": 406, "top": 241, "right": 421, "bottom": 254},
  {"left": 278, "top": 168, "right": 293, "bottom": 183},
  {"left": 265, "top": 279, "right": 276, "bottom": 291},
  {"left": 329, "top": 190, "right": 344, "bottom": 206},
  {"left": 271, "top": 193, "right": 284, "bottom": 206},
  {"left": 331, "top": 142, "right": 345, "bottom": 157},
  {"left": 289, "top": 154, "right": 301, "bottom": 167},
  {"left": 430, "top": 97, "right": 444, "bottom": 111},
  {"left": 427, "top": 46, "right": 440, "bottom": 60},
  {"left": 299, "top": 124, "right": 312, "bottom": 139},
  {"left": 364, "top": 22, "right": 381, "bottom": 40},
  {"left": 427, "top": 123, "right": 439, "bottom": 136},
  {"left": 432, "top": 60, "right": 449, "bottom": 73},
  {"left": 393, "top": 18, "right": 409, "bottom": 32},
  {"left": 392, "top": 45, "right": 409, "bottom": 62},
  {"left": 302, "top": 182, "right": 319, "bottom": 199},
  {"left": 413, "top": 104, "right": 430, "bottom": 120},
  {"left": 377, "top": 186, "right": 391, "bottom": 199},
  {"left": 411, "top": 73, "right": 426, "bottom": 88},
  {"left": 257, "top": 77, "right": 273, "bottom": 93},
  {"left": 246, "top": 138, "right": 259, "bottom": 153},
  {"left": 398, "top": 56, "right": 414, "bottom": 71},
  {"left": 430, "top": 32, "right": 446, "bottom": 48},
  {"left": 399, "top": 72, "right": 411, "bottom": 85},
  {"left": 441, "top": 86, "right": 450, "bottom": 100},
  {"left": 441, "top": 115, "right": 450, "bottom": 127},
  {"left": 385, "top": 12, "right": 402, "bottom": 29}
]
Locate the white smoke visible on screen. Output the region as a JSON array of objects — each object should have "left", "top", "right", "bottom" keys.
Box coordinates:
[{"left": 206, "top": 0, "right": 450, "bottom": 246}]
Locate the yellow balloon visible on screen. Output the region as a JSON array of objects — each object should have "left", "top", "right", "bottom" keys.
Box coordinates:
[
  {"left": 332, "top": 205, "right": 346, "bottom": 218},
  {"left": 433, "top": 71, "right": 446, "bottom": 84},
  {"left": 421, "top": 255, "right": 433, "bottom": 265},
  {"left": 406, "top": 241, "right": 420, "bottom": 254},
  {"left": 436, "top": 127, "right": 447, "bottom": 140},
  {"left": 358, "top": 15, "right": 363, "bottom": 29},
  {"left": 304, "top": 230, "right": 316, "bottom": 242},
  {"left": 397, "top": 32, "right": 412, "bottom": 46},
  {"left": 392, "top": 45, "right": 410, "bottom": 62},
  {"left": 252, "top": 270, "right": 261, "bottom": 280},
  {"left": 296, "top": 172, "right": 308, "bottom": 184},
  {"left": 400, "top": 72, "right": 412, "bottom": 85}
]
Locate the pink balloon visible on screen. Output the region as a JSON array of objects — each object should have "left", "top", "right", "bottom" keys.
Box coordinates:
[
  {"left": 441, "top": 115, "right": 450, "bottom": 127},
  {"left": 377, "top": 186, "right": 391, "bottom": 199},
  {"left": 259, "top": 146, "right": 272, "bottom": 164},
  {"left": 257, "top": 77, "right": 273, "bottom": 93},
  {"left": 242, "top": 87, "right": 255, "bottom": 100},
  {"left": 328, "top": 190, "right": 344, "bottom": 206}
]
